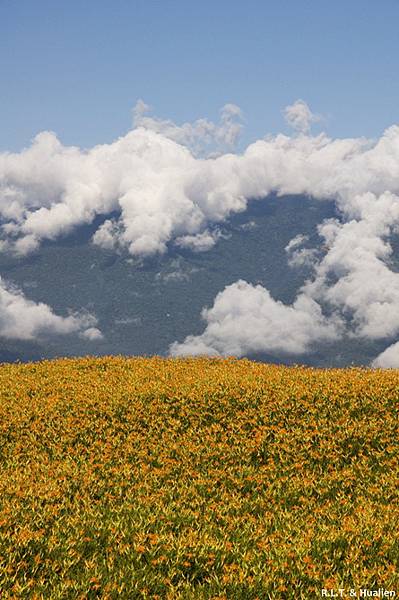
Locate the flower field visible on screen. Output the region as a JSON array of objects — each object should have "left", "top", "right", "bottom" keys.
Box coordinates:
[{"left": 0, "top": 356, "right": 398, "bottom": 599}]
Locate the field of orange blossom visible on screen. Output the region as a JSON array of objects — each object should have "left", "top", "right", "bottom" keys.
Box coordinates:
[{"left": 0, "top": 356, "right": 398, "bottom": 598}]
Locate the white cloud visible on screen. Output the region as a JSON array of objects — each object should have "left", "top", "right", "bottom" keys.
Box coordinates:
[
  {"left": 170, "top": 280, "right": 342, "bottom": 357},
  {"left": 309, "top": 192, "right": 399, "bottom": 339},
  {"left": 372, "top": 342, "right": 399, "bottom": 368},
  {"left": 132, "top": 99, "right": 243, "bottom": 156},
  {"left": 283, "top": 100, "right": 321, "bottom": 133},
  {"left": 174, "top": 228, "right": 223, "bottom": 252},
  {"left": 285, "top": 234, "right": 319, "bottom": 268},
  {"left": 288, "top": 248, "right": 319, "bottom": 268},
  {"left": 92, "top": 219, "right": 121, "bottom": 251},
  {"left": 285, "top": 233, "right": 309, "bottom": 253},
  {"left": 79, "top": 327, "right": 103, "bottom": 341},
  {"left": 0, "top": 277, "right": 101, "bottom": 341}
]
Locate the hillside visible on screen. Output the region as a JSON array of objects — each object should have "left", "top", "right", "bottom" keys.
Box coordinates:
[{"left": 0, "top": 356, "right": 398, "bottom": 598}]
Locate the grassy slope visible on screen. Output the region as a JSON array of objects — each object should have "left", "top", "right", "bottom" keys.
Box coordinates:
[{"left": 0, "top": 356, "right": 398, "bottom": 599}]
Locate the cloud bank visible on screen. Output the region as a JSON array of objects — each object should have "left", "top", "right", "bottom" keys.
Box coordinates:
[
  {"left": 2, "top": 99, "right": 399, "bottom": 362},
  {"left": 1, "top": 100, "right": 398, "bottom": 261}
]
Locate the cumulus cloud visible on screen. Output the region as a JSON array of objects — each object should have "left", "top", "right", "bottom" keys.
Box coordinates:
[
  {"left": 285, "top": 234, "right": 319, "bottom": 268},
  {"left": 372, "top": 342, "right": 399, "bottom": 368},
  {"left": 79, "top": 327, "right": 103, "bottom": 341},
  {"left": 175, "top": 228, "right": 224, "bottom": 252},
  {"left": 0, "top": 277, "right": 101, "bottom": 341},
  {"left": 170, "top": 280, "right": 342, "bottom": 357},
  {"left": 3, "top": 100, "right": 399, "bottom": 359},
  {"left": 283, "top": 100, "right": 321, "bottom": 133},
  {"left": 309, "top": 192, "right": 399, "bottom": 339},
  {"left": 285, "top": 234, "right": 309, "bottom": 253},
  {"left": 2, "top": 104, "right": 399, "bottom": 262}
]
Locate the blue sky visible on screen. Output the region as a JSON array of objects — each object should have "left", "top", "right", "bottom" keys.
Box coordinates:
[{"left": 1, "top": 0, "right": 399, "bottom": 151}]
